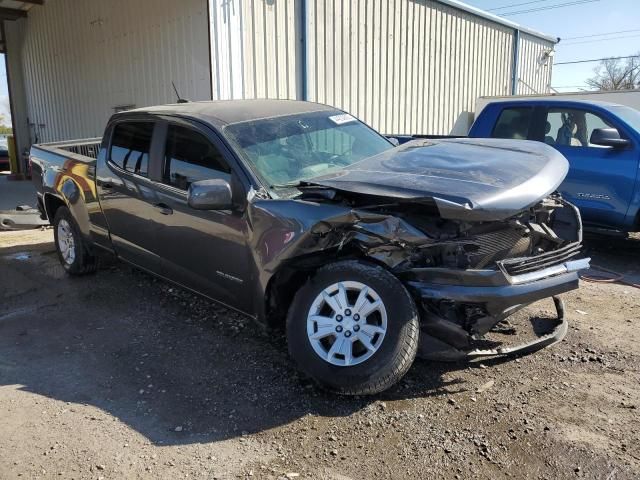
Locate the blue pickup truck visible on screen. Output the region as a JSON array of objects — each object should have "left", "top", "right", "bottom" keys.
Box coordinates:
[
  {"left": 468, "top": 100, "right": 640, "bottom": 234},
  {"left": 394, "top": 100, "right": 640, "bottom": 234}
]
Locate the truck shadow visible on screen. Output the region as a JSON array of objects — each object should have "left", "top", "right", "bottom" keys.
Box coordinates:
[
  {"left": 0, "top": 245, "right": 463, "bottom": 447},
  {"left": 582, "top": 232, "right": 640, "bottom": 285}
]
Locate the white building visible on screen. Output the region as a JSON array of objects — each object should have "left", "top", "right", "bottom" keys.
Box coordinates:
[{"left": 1, "top": 0, "right": 557, "bottom": 164}]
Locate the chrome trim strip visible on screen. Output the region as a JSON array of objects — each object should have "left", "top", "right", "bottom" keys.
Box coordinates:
[{"left": 508, "top": 257, "right": 590, "bottom": 285}]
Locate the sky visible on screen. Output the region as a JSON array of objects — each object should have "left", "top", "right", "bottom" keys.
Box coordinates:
[{"left": 464, "top": 0, "right": 640, "bottom": 92}]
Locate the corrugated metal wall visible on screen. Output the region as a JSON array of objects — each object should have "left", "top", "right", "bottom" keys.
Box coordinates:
[
  {"left": 6, "top": 0, "right": 555, "bottom": 150},
  {"left": 305, "top": 0, "right": 552, "bottom": 135},
  {"left": 7, "top": 0, "right": 211, "bottom": 144},
  {"left": 207, "top": 0, "right": 554, "bottom": 135},
  {"left": 209, "top": 0, "right": 301, "bottom": 100},
  {"left": 517, "top": 32, "right": 554, "bottom": 95}
]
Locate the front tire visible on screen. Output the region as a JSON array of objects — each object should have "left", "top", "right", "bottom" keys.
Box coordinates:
[
  {"left": 53, "top": 206, "right": 97, "bottom": 275},
  {"left": 286, "top": 260, "right": 419, "bottom": 395}
]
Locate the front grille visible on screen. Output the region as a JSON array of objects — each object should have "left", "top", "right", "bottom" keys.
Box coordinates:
[
  {"left": 469, "top": 229, "right": 532, "bottom": 268},
  {"left": 498, "top": 242, "right": 582, "bottom": 277}
]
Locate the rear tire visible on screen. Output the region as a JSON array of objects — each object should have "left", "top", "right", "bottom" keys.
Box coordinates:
[
  {"left": 286, "top": 260, "right": 419, "bottom": 395},
  {"left": 53, "top": 206, "right": 97, "bottom": 275}
]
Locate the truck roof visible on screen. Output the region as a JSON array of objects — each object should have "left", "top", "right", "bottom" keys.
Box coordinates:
[
  {"left": 121, "top": 99, "right": 338, "bottom": 128},
  {"left": 484, "top": 98, "right": 625, "bottom": 108}
]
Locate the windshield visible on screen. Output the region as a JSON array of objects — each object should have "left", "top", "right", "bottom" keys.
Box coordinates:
[
  {"left": 223, "top": 111, "right": 393, "bottom": 194},
  {"left": 609, "top": 105, "right": 640, "bottom": 132}
]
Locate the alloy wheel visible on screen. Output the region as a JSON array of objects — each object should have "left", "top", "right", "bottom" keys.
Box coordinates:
[
  {"left": 57, "top": 219, "right": 76, "bottom": 265},
  {"left": 306, "top": 281, "right": 388, "bottom": 366}
]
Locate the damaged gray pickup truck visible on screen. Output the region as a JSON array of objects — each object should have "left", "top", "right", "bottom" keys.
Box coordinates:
[{"left": 30, "top": 100, "right": 590, "bottom": 394}]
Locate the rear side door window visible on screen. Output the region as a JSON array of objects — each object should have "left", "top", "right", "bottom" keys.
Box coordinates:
[
  {"left": 163, "top": 125, "right": 231, "bottom": 190},
  {"left": 491, "top": 108, "right": 533, "bottom": 140},
  {"left": 544, "top": 108, "right": 614, "bottom": 147},
  {"left": 109, "top": 122, "right": 154, "bottom": 177}
]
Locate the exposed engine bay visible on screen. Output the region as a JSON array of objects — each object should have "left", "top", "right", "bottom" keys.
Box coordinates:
[{"left": 297, "top": 187, "right": 581, "bottom": 270}]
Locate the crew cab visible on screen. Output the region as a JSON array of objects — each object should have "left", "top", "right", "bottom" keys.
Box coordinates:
[
  {"left": 30, "top": 100, "right": 589, "bottom": 394},
  {"left": 468, "top": 100, "right": 640, "bottom": 234}
]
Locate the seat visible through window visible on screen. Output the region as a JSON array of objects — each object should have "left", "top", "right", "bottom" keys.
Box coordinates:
[
  {"left": 544, "top": 121, "right": 555, "bottom": 145},
  {"left": 163, "top": 125, "right": 231, "bottom": 190},
  {"left": 546, "top": 109, "right": 614, "bottom": 148},
  {"left": 491, "top": 108, "right": 532, "bottom": 140}
]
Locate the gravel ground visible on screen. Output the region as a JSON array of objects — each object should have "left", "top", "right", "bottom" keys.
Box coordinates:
[{"left": 0, "top": 229, "right": 638, "bottom": 480}]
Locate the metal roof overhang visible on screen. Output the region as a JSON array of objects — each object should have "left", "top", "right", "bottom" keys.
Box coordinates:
[
  {"left": 437, "top": 0, "right": 560, "bottom": 44},
  {"left": 0, "top": 0, "right": 42, "bottom": 53}
]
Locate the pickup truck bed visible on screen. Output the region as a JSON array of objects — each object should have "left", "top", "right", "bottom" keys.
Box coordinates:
[{"left": 31, "top": 138, "right": 110, "bottom": 251}]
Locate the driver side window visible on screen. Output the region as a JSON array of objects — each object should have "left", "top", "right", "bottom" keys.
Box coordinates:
[
  {"left": 544, "top": 109, "right": 613, "bottom": 148},
  {"left": 163, "top": 125, "right": 231, "bottom": 191}
]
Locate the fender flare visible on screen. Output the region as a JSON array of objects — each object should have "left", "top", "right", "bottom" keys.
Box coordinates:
[{"left": 44, "top": 178, "right": 93, "bottom": 241}]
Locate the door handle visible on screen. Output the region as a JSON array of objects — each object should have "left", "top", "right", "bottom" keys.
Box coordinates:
[
  {"left": 153, "top": 202, "right": 173, "bottom": 215},
  {"left": 102, "top": 182, "right": 113, "bottom": 189}
]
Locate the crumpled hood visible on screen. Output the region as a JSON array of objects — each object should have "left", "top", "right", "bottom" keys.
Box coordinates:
[{"left": 304, "top": 138, "right": 570, "bottom": 221}]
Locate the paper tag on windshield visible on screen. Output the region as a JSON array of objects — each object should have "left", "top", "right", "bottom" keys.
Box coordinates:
[{"left": 328, "top": 114, "right": 356, "bottom": 125}]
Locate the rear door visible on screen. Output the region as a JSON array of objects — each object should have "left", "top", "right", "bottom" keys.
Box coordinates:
[
  {"left": 149, "top": 118, "right": 253, "bottom": 313},
  {"left": 97, "top": 119, "right": 165, "bottom": 273},
  {"left": 541, "top": 106, "right": 637, "bottom": 229}
]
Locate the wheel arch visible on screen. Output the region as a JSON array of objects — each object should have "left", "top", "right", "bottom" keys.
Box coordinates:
[
  {"left": 262, "top": 248, "right": 397, "bottom": 329},
  {"left": 43, "top": 193, "right": 66, "bottom": 222},
  {"left": 44, "top": 178, "right": 92, "bottom": 240}
]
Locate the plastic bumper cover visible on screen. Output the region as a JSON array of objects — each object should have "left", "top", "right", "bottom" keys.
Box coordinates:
[
  {"left": 403, "top": 258, "right": 589, "bottom": 361},
  {"left": 405, "top": 258, "right": 589, "bottom": 315}
]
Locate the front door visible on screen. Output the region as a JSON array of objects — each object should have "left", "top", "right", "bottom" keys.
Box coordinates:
[
  {"left": 149, "top": 120, "right": 253, "bottom": 313},
  {"left": 542, "top": 107, "right": 638, "bottom": 230}
]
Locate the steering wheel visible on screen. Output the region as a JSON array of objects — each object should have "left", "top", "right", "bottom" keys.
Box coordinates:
[{"left": 327, "top": 154, "right": 350, "bottom": 166}]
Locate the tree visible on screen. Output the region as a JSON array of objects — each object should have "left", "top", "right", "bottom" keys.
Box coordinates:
[
  {"left": 0, "top": 113, "right": 11, "bottom": 134},
  {"left": 585, "top": 54, "right": 640, "bottom": 91}
]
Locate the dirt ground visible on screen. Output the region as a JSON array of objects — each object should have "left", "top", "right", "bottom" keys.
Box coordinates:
[{"left": 1, "top": 229, "right": 638, "bottom": 480}]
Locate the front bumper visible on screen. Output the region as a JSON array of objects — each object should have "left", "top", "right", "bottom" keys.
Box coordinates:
[
  {"left": 466, "top": 296, "right": 567, "bottom": 359},
  {"left": 405, "top": 257, "right": 589, "bottom": 315},
  {"left": 401, "top": 255, "right": 590, "bottom": 361}
]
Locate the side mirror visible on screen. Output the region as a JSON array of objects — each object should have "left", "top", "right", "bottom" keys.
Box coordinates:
[
  {"left": 590, "top": 128, "right": 630, "bottom": 148},
  {"left": 188, "top": 178, "right": 233, "bottom": 210}
]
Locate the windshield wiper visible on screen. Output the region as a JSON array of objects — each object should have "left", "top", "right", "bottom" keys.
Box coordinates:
[{"left": 269, "top": 181, "right": 305, "bottom": 189}]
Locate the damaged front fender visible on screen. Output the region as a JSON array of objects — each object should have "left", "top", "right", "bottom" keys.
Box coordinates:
[
  {"left": 247, "top": 199, "right": 431, "bottom": 275},
  {"left": 247, "top": 198, "right": 435, "bottom": 323}
]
